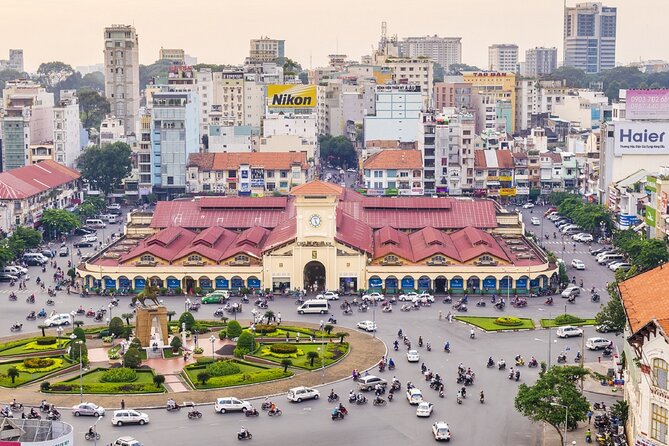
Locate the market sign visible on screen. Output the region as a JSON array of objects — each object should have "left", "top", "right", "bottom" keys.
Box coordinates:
[
  {"left": 500, "top": 188, "right": 517, "bottom": 196},
  {"left": 268, "top": 84, "right": 317, "bottom": 108},
  {"left": 626, "top": 90, "right": 669, "bottom": 120},
  {"left": 613, "top": 122, "right": 669, "bottom": 156}
]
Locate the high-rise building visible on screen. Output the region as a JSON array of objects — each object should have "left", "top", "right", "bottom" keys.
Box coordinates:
[
  {"left": 488, "top": 44, "right": 518, "bottom": 72},
  {"left": 248, "top": 37, "right": 285, "bottom": 65},
  {"left": 563, "top": 2, "right": 617, "bottom": 74},
  {"left": 103, "top": 24, "right": 140, "bottom": 136},
  {"left": 158, "top": 48, "right": 185, "bottom": 64},
  {"left": 462, "top": 71, "right": 516, "bottom": 133},
  {"left": 53, "top": 90, "right": 82, "bottom": 167},
  {"left": 399, "top": 36, "right": 462, "bottom": 72},
  {"left": 522, "top": 47, "right": 558, "bottom": 77},
  {"left": 8, "top": 50, "right": 23, "bottom": 72}
]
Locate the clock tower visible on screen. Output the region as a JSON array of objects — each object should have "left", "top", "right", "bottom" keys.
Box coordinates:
[{"left": 291, "top": 180, "right": 340, "bottom": 242}]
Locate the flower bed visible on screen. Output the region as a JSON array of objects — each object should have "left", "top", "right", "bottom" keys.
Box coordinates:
[
  {"left": 183, "top": 359, "right": 291, "bottom": 390},
  {"left": 251, "top": 342, "right": 349, "bottom": 370},
  {"left": 46, "top": 368, "right": 164, "bottom": 394},
  {"left": 0, "top": 356, "right": 73, "bottom": 387},
  {"left": 0, "top": 337, "right": 67, "bottom": 357},
  {"left": 455, "top": 316, "right": 535, "bottom": 331}
]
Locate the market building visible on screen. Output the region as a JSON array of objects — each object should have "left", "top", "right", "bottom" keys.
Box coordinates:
[{"left": 78, "top": 181, "right": 558, "bottom": 294}]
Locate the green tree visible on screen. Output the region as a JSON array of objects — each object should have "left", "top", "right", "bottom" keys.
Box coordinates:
[
  {"left": 548, "top": 66, "right": 588, "bottom": 88},
  {"left": 324, "top": 324, "right": 334, "bottom": 335},
  {"left": 77, "top": 142, "right": 132, "bottom": 195},
  {"left": 515, "top": 366, "right": 590, "bottom": 444},
  {"left": 40, "top": 209, "right": 80, "bottom": 237},
  {"left": 282, "top": 58, "right": 302, "bottom": 75},
  {"left": 226, "top": 320, "right": 242, "bottom": 338},
  {"left": 121, "top": 313, "right": 134, "bottom": 326},
  {"left": 123, "top": 347, "right": 142, "bottom": 368},
  {"left": 335, "top": 332, "right": 349, "bottom": 344},
  {"left": 319, "top": 135, "right": 357, "bottom": 169},
  {"left": 36, "top": 61, "right": 74, "bottom": 91},
  {"left": 280, "top": 359, "right": 292, "bottom": 372},
  {"left": 139, "top": 60, "right": 175, "bottom": 90},
  {"left": 196, "top": 371, "right": 211, "bottom": 385},
  {"left": 634, "top": 239, "right": 669, "bottom": 270},
  {"left": 264, "top": 310, "right": 275, "bottom": 323},
  {"left": 69, "top": 341, "right": 88, "bottom": 364},
  {"left": 7, "top": 367, "right": 19, "bottom": 384},
  {"left": 448, "top": 63, "right": 482, "bottom": 74},
  {"left": 178, "top": 312, "right": 196, "bottom": 331},
  {"left": 595, "top": 283, "right": 627, "bottom": 335},
  {"left": 236, "top": 332, "right": 256, "bottom": 353},
  {"left": 611, "top": 400, "right": 629, "bottom": 426},
  {"left": 170, "top": 335, "right": 182, "bottom": 352},
  {"left": 12, "top": 227, "right": 42, "bottom": 249},
  {"left": 108, "top": 317, "right": 125, "bottom": 338},
  {"left": 78, "top": 88, "right": 111, "bottom": 133},
  {"left": 72, "top": 327, "right": 86, "bottom": 343},
  {"left": 307, "top": 351, "right": 320, "bottom": 367},
  {"left": 153, "top": 374, "right": 166, "bottom": 389}
]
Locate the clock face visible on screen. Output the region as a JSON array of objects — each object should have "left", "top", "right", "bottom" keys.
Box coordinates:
[{"left": 309, "top": 214, "right": 322, "bottom": 227}]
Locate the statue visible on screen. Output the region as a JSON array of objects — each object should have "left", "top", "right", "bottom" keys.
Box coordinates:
[{"left": 131, "top": 285, "right": 161, "bottom": 308}]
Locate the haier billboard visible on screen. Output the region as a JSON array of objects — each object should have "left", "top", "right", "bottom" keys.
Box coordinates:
[{"left": 613, "top": 122, "right": 669, "bottom": 156}]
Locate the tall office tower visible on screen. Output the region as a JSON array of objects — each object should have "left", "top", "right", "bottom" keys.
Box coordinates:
[
  {"left": 563, "top": 2, "right": 617, "bottom": 73},
  {"left": 399, "top": 36, "right": 462, "bottom": 72},
  {"left": 488, "top": 44, "right": 519, "bottom": 72},
  {"left": 523, "top": 47, "right": 558, "bottom": 77},
  {"left": 248, "top": 37, "right": 285, "bottom": 65},
  {"left": 103, "top": 24, "right": 140, "bottom": 136},
  {"left": 8, "top": 49, "right": 23, "bottom": 72}
]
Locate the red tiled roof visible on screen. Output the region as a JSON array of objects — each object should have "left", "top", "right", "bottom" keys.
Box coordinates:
[
  {"left": 450, "top": 227, "right": 509, "bottom": 262},
  {"left": 363, "top": 150, "right": 423, "bottom": 170},
  {"left": 373, "top": 226, "right": 413, "bottom": 260},
  {"left": 335, "top": 210, "right": 373, "bottom": 254},
  {"left": 263, "top": 218, "right": 297, "bottom": 252},
  {"left": 121, "top": 227, "right": 197, "bottom": 263},
  {"left": 290, "top": 180, "right": 342, "bottom": 196},
  {"left": 619, "top": 264, "right": 669, "bottom": 334},
  {"left": 197, "top": 197, "right": 287, "bottom": 209},
  {"left": 187, "top": 152, "right": 308, "bottom": 171},
  {"left": 222, "top": 226, "right": 270, "bottom": 259},
  {"left": 0, "top": 160, "right": 80, "bottom": 200},
  {"left": 474, "top": 150, "right": 487, "bottom": 168},
  {"left": 496, "top": 150, "right": 514, "bottom": 169}
]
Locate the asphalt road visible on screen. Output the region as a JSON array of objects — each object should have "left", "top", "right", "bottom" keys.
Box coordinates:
[{"left": 0, "top": 204, "right": 622, "bottom": 445}]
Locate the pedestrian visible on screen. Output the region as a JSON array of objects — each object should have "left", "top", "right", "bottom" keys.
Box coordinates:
[
  {"left": 296, "top": 332, "right": 300, "bottom": 343},
  {"left": 277, "top": 312, "right": 282, "bottom": 325},
  {"left": 448, "top": 312, "right": 453, "bottom": 323},
  {"left": 587, "top": 409, "right": 593, "bottom": 424},
  {"left": 319, "top": 320, "right": 324, "bottom": 331},
  {"left": 120, "top": 399, "right": 125, "bottom": 410},
  {"left": 438, "top": 310, "right": 442, "bottom": 321}
]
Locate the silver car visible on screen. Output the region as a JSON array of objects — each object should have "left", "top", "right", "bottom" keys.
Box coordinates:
[{"left": 72, "top": 402, "right": 105, "bottom": 417}]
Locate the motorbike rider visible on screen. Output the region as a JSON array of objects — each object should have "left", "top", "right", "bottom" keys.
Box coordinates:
[
  {"left": 30, "top": 407, "right": 38, "bottom": 418},
  {"left": 575, "top": 351, "right": 582, "bottom": 361},
  {"left": 388, "top": 358, "right": 395, "bottom": 369},
  {"left": 329, "top": 389, "right": 337, "bottom": 400},
  {"left": 498, "top": 358, "right": 506, "bottom": 369},
  {"left": 515, "top": 370, "right": 520, "bottom": 381},
  {"left": 487, "top": 356, "right": 494, "bottom": 367},
  {"left": 529, "top": 355, "right": 537, "bottom": 366},
  {"left": 480, "top": 390, "right": 485, "bottom": 403},
  {"left": 374, "top": 383, "right": 383, "bottom": 396},
  {"left": 418, "top": 336, "right": 423, "bottom": 347},
  {"left": 585, "top": 428, "right": 592, "bottom": 443},
  {"left": 393, "top": 340, "right": 399, "bottom": 350},
  {"left": 88, "top": 426, "right": 95, "bottom": 437},
  {"left": 167, "top": 398, "right": 177, "bottom": 410},
  {"left": 426, "top": 341, "right": 431, "bottom": 351},
  {"left": 470, "top": 328, "right": 475, "bottom": 339},
  {"left": 349, "top": 389, "right": 355, "bottom": 401},
  {"left": 444, "top": 341, "right": 450, "bottom": 352},
  {"left": 240, "top": 426, "right": 249, "bottom": 439}
]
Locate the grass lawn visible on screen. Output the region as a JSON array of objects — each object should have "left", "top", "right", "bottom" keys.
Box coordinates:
[
  {"left": 47, "top": 368, "right": 165, "bottom": 394},
  {"left": 251, "top": 342, "right": 349, "bottom": 370},
  {"left": 0, "top": 356, "right": 73, "bottom": 387},
  {"left": 184, "top": 360, "right": 292, "bottom": 389},
  {"left": 455, "top": 316, "right": 535, "bottom": 331},
  {"left": 540, "top": 318, "right": 597, "bottom": 328},
  {"left": 242, "top": 325, "right": 339, "bottom": 340},
  {"left": 0, "top": 337, "right": 68, "bottom": 357}
]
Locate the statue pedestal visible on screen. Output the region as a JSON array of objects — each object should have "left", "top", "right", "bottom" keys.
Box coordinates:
[{"left": 135, "top": 306, "right": 169, "bottom": 348}]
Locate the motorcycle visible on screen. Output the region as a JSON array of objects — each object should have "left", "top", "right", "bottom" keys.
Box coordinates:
[
  {"left": 591, "top": 294, "right": 600, "bottom": 302},
  {"left": 26, "top": 296, "right": 35, "bottom": 304},
  {"left": 9, "top": 402, "right": 23, "bottom": 412},
  {"left": 261, "top": 400, "right": 273, "bottom": 411},
  {"left": 602, "top": 348, "right": 612, "bottom": 357},
  {"left": 487, "top": 357, "right": 495, "bottom": 368},
  {"left": 476, "top": 300, "right": 486, "bottom": 307},
  {"left": 187, "top": 409, "right": 202, "bottom": 419},
  {"left": 382, "top": 305, "right": 392, "bottom": 313},
  {"left": 76, "top": 308, "right": 86, "bottom": 315},
  {"left": 528, "top": 358, "right": 539, "bottom": 368},
  {"left": 557, "top": 354, "right": 567, "bottom": 364},
  {"left": 84, "top": 432, "right": 100, "bottom": 441},
  {"left": 443, "top": 295, "right": 452, "bottom": 304},
  {"left": 497, "top": 360, "right": 506, "bottom": 370},
  {"left": 494, "top": 301, "right": 505, "bottom": 310},
  {"left": 166, "top": 404, "right": 181, "bottom": 412},
  {"left": 268, "top": 408, "right": 282, "bottom": 417},
  {"left": 26, "top": 313, "right": 36, "bottom": 321},
  {"left": 331, "top": 409, "right": 345, "bottom": 420},
  {"left": 545, "top": 297, "right": 553, "bottom": 306},
  {"left": 515, "top": 356, "right": 525, "bottom": 366},
  {"left": 26, "top": 411, "right": 41, "bottom": 420},
  {"left": 373, "top": 397, "right": 386, "bottom": 407},
  {"left": 244, "top": 407, "right": 259, "bottom": 417},
  {"left": 85, "top": 310, "right": 96, "bottom": 318},
  {"left": 10, "top": 323, "right": 22, "bottom": 332},
  {"left": 8, "top": 293, "right": 17, "bottom": 301},
  {"left": 237, "top": 430, "right": 252, "bottom": 440},
  {"left": 400, "top": 305, "right": 411, "bottom": 312},
  {"left": 567, "top": 295, "right": 576, "bottom": 304},
  {"left": 46, "top": 410, "right": 61, "bottom": 421},
  {"left": 37, "top": 310, "right": 47, "bottom": 319},
  {"left": 593, "top": 401, "right": 607, "bottom": 411},
  {"left": 46, "top": 299, "right": 55, "bottom": 306},
  {"left": 355, "top": 395, "right": 367, "bottom": 405},
  {"left": 327, "top": 393, "right": 339, "bottom": 403}
]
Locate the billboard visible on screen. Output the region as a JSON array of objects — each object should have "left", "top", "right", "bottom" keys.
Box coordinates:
[
  {"left": 268, "top": 84, "right": 317, "bottom": 108},
  {"left": 626, "top": 90, "right": 669, "bottom": 120},
  {"left": 613, "top": 122, "right": 669, "bottom": 156}
]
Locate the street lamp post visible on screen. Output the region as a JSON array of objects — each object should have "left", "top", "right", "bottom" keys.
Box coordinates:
[
  {"left": 108, "top": 303, "right": 114, "bottom": 321},
  {"left": 551, "top": 402, "right": 569, "bottom": 446},
  {"left": 70, "top": 334, "right": 83, "bottom": 403},
  {"left": 185, "top": 298, "right": 191, "bottom": 313},
  {"left": 209, "top": 335, "right": 216, "bottom": 360},
  {"left": 56, "top": 327, "right": 63, "bottom": 348}
]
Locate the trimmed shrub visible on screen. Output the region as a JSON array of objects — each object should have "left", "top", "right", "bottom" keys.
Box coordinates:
[
  {"left": 196, "top": 357, "right": 215, "bottom": 364},
  {"left": 193, "top": 347, "right": 204, "bottom": 354},
  {"left": 23, "top": 358, "right": 55, "bottom": 368},
  {"left": 236, "top": 332, "right": 255, "bottom": 353},
  {"left": 494, "top": 317, "right": 524, "bottom": 327},
  {"left": 254, "top": 324, "right": 277, "bottom": 335},
  {"left": 554, "top": 314, "right": 585, "bottom": 326},
  {"left": 108, "top": 317, "right": 125, "bottom": 337},
  {"left": 269, "top": 343, "right": 297, "bottom": 354},
  {"left": 100, "top": 367, "right": 137, "bottom": 383},
  {"left": 233, "top": 347, "right": 249, "bottom": 358},
  {"left": 72, "top": 327, "right": 86, "bottom": 343},
  {"left": 226, "top": 321, "right": 242, "bottom": 338},
  {"left": 36, "top": 337, "right": 58, "bottom": 346},
  {"left": 205, "top": 360, "right": 241, "bottom": 377},
  {"left": 218, "top": 329, "right": 227, "bottom": 340},
  {"left": 178, "top": 312, "right": 196, "bottom": 330},
  {"left": 123, "top": 347, "right": 142, "bottom": 368},
  {"left": 170, "top": 336, "right": 182, "bottom": 351},
  {"left": 40, "top": 381, "right": 51, "bottom": 391}
]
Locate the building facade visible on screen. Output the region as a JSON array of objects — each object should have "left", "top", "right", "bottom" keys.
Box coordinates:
[
  {"left": 158, "top": 48, "right": 185, "bottom": 64},
  {"left": 103, "top": 24, "right": 140, "bottom": 135},
  {"left": 364, "top": 85, "right": 422, "bottom": 144},
  {"left": 462, "top": 71, "right": 516, "bottom": 133},
  {"left": 78, "top": 181, "right": 559, "bottom": 295},
  {"left": 488, "top": 44, "right": 518, "bottom": 72},
  {"left": 399, "top": 36, "right": 462, "bottom": 72},
  {"left": 522, "top": 47, "right": 558, "bottom": 77},
  {"left": 249, "top": 37, "right": 285, "bottom": 65},
  {"left": 383, "top": 57, "right": 434, "bottom": 109},
  {"left": 563, "top": 2, "right": 617, "bottom": 74},
  {"left": 363, "top": 149, "right": 423, "bottom": 195},
  {"left": 53, "top": 90, "right": 82, "bottom": 167}
]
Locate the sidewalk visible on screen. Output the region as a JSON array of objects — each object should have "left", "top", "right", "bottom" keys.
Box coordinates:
[{"left": 0, "top": 321, "right": 385, "bottom": 409}]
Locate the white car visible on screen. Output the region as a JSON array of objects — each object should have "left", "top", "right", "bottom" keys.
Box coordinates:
[
  {"left": 287, "top": 386, "right": 320, "bottom": 402},
  {"left": 432, "top": 421, "right": 452, "bottom": 441},
  {"left": 407, "top": 349, "right": 420, "bottom": 362},
  {"left": 531, "top": 217, "right": 541, "bottom": 226},
  {"left": 406, "top": 388, "right": 423, "bottom": 405},
  {"left": 214, "top": 397, "right": 253, "bottom": 414},
  {"left": 586, "top": 337, "right": 611, "bottom": 350},
  {"left": 316, "top": 291, "right": 339, "bottom": 301},
  {"left": 83, "top": 234, "right": 98, "bottom": 242},
  {"left": 398, "top": 292, "right": 419, "bottom": 302},
  {"left": 415, "top": 292, "right": 435, "bottom": 303},
  {"left": 416, "top": 401, "right": 434, "bottom": 417},
  {"left": 72, "top": 402, "right": 105, "bottom": 417},
  {"left": 111, "top": 410, "right": 149, "bottom": 426},
  {"left": 362, "top": 292, "right": 384, "bottom": 302},
  {"left": 573, "top": 233, "right": 594, "bottom": 242},
  {"left": 522, "top": 203, "right": 535, "bottom": 209},
  {"left": 571, "top": 259, "right": 585, "bottom": 270},
  {"left": 357, "top": 320, "right": 377, "bottom": 332},
  {"left": 609, "top": 262, "right": 631, "bottom": 271},
  {"left": 556, "top": 326, "right": 584, "bottom": 338}
]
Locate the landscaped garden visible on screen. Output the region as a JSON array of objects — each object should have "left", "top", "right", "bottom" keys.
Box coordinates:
[
  {"left": 540, "top": 314, "right": 597, "bottom": 328},
  {"left": 455, "top": 316, "right": 536, "bottom": 331},
  {"left": 251, "top": 341, "right": 349, "bottom": 370},
  {"left": 0, "top": 336, "right": 68, "bottom": 357},
  {"left": 183, "top": 358, "right": 292, "bottom": 389},
  {"left": 45, "top": 367, "right": 165, "bottom": 394},
  {"left": 0, "top": 356, "right": 74, "bottom": 387}
]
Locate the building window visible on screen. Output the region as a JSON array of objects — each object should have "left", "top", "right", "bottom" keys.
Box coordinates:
[
  {"left": 652, "top": 404, "right": 669, "bottom": 443},
  {"left": 383, "top": 255, "right": 399, "bottom": 264},
  {"left": 655, "top": 359, "right": 669, "bottom": 390},
  {"left": 235, "top": 254, "right": 249, "bottom": 263},
  {"left": 432, "top": 255, "right": 446, "bottom": 264},
  {"left": 478, "top": 255, "right": 494, "bottom": 264},
  {"left": 187, "top": 255, "right": 202, "bottom": 263},
  {"left": 140, "top": 255, "right": 155, "bottom": 263}
]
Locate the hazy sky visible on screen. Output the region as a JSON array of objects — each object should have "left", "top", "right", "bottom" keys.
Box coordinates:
[{"left": 3, "top": 0, "right": 665, "bottom": 72}]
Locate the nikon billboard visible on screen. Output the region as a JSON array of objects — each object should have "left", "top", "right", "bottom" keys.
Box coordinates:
[{"left": 268, "top": 84, "right": 317, "bottom": 108}]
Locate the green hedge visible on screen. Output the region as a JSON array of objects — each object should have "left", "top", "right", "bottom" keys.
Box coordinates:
[
  {"left": 48, "top": 382, "right": 160, "bottom": 393},
  {"left": 36, "top": 337, "right": 58, "bottom": 346},
  {"left": 254, "top": 324, "right": 278, "bottom": 334},
  {"left": 16, "top": 358, "right": 64, "bottom": 373},
  {"left": 184, "top": 362, "right": 291, "bottom": 389},
  {"left": 206, "top": 360, "right": 241, "bottom": 377},
  {"left": 494, "top": 317, "right": 524, "bottom": 327},
  {"left": 100, "top": 368, "right": 137, "bottom": 383},
  {"left": 269, "top": 343, "right": 297, "bottom": 354},
  {"left": 554, "top": 314, "right": 585, "bottom": 325}
]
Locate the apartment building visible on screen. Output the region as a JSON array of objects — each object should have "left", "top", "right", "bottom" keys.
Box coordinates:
[
  {"left": 103, "top": 24, "right": 140, "bottom": 135},
  {"left": 363, "top": 149, "right": 424, "bottom": 195},
  {"left": 488, "top": 44, "right": 518, "bottom": 72},
  {"left": 399, "top": 36, "right": 462, "bottom": 71}
]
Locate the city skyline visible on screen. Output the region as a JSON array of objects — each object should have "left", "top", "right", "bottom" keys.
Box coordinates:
[{"left": 2, "top": 0, "right": 664, "bottom": 72}]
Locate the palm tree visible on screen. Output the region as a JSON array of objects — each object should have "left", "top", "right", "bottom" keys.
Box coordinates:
[
  {"left": 37, "top": 325, "right": 47, "bottom": 337},
  {"left": 324, "top": 324, "right": 334, "bottom": 335},
  {"left": 73, "top": 321, "right": 84, "bottom": 328},
  {"left": 167, "top": 311, "right": 176, "bottom": 322},
  {"left": 153, "top": 374, "right": 166, "bottom": 389},
  {"left": 7, "top": 367, "right": 19, "bottom": 384},
  {"left": 121, "top": 313, "right": 134, "bottom": 326},
  {"left": 280, "top": 359, "right": 292, "bottom": 372},
  {"left": 306, "top": 351, "right": 319, "bottom": 367},
  {"left": 335, "top": 332, "right": 349, "bottom": 344},
  {"left": 264, "top": 310, "right": 275, "bottom": 324},
  {"left": 197, "top": 371, "right": 210, "bottom": 385}
]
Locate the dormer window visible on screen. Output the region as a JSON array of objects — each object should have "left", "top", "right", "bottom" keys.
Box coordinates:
[
  {"left": 235, "top": 255, "right": 250, "bottom": 263},
  {"left": 140, "top": 255, "right": 155, "bottom": 263},
  {"left": 432, "top": 255, "right": 446, "bottom": 264},
  {"left": 188, "top": 255, "right": 202, "bottom": 262},
  {"left": 382, "top": 255, "right": 400, "bottom": 265}
]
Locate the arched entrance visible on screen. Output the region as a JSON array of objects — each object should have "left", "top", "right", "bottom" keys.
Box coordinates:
[{"left": 303, "top": 261, "right": 326, "bottom": 293}]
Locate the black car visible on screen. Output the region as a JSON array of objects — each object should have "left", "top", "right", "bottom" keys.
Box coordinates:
[
  {"left": 74, "top": 227, "right": 96, "bottom": 236},
  {"left": 74, "top": 241, "right": 94, "bottom": 248}
]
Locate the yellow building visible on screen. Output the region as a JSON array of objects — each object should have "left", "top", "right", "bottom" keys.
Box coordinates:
[
  {"left": 462, "top": 71, "right": 516, "bottom": 133},
  {"left": 78, "top": 181, "right": 558, "bottom": 294}
]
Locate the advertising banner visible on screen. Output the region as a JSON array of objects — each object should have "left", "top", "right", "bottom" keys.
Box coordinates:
[
  {"left": 450, "top": 278, "right": 463, "bottom": 289},
  {"left": 231, "top": 278, "right": 244, "bottom": 289},
  {"left": 385, "top": 277, "right": 398, "bottom": 289},
  {"left": 215, "top": 278, "right": 229, "bottom": 289},
  {"left": 645, "top": 205, "right": 657, "bottom": 226},
  {"left": 613, "top": 122, "right": 669, "bottom": 156},
  {"left": 401, "top": 277, "right": 415, "bottom": 289},
  {"left": 166, "top": 278, "right": 180, "bottom": 289},
  {"left": 268, "top": 85, "right": 317, "bottom": 108},
  {"left": 417, "top": 277, "right": 431, "bottom": 289},
  {"left": 104, "top": 278, "right": 116, "bottom": 289},
  {"left": 134, "top": 278, "right": 146, "bottom": 290},
  {"left": 500, "top": 188, "right": 517, "bottom": 196},
  {"left": 369, "top": 277, "right": 383, "bottom": 288},
  {"left": 247, "top": 278, "right": 261, "bottom": 289},
  {"left": 250, "top": 168, "right": 265, "bottom": 188},
  {"left": 626, "top": 90, "right": 669, "bottom": 120}
]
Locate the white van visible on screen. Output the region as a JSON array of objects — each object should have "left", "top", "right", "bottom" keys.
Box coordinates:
[
  {"left": 297, "top": 299, "right": 330, "bottom": 315},
  {"left": 100, "top": 214, "right": 118, "bottom": 224},
  {"left": 44, "top": 313, "right": 72, "bottom": 327},
  {"left": 3, "top": 266, "right": 23, "bottom": 276},
  {"left": 85, "top": 219, "right": 106, "bottom": 229},
  {"left": 597, "top": 253, "right": 625, "bottom": 265}
]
